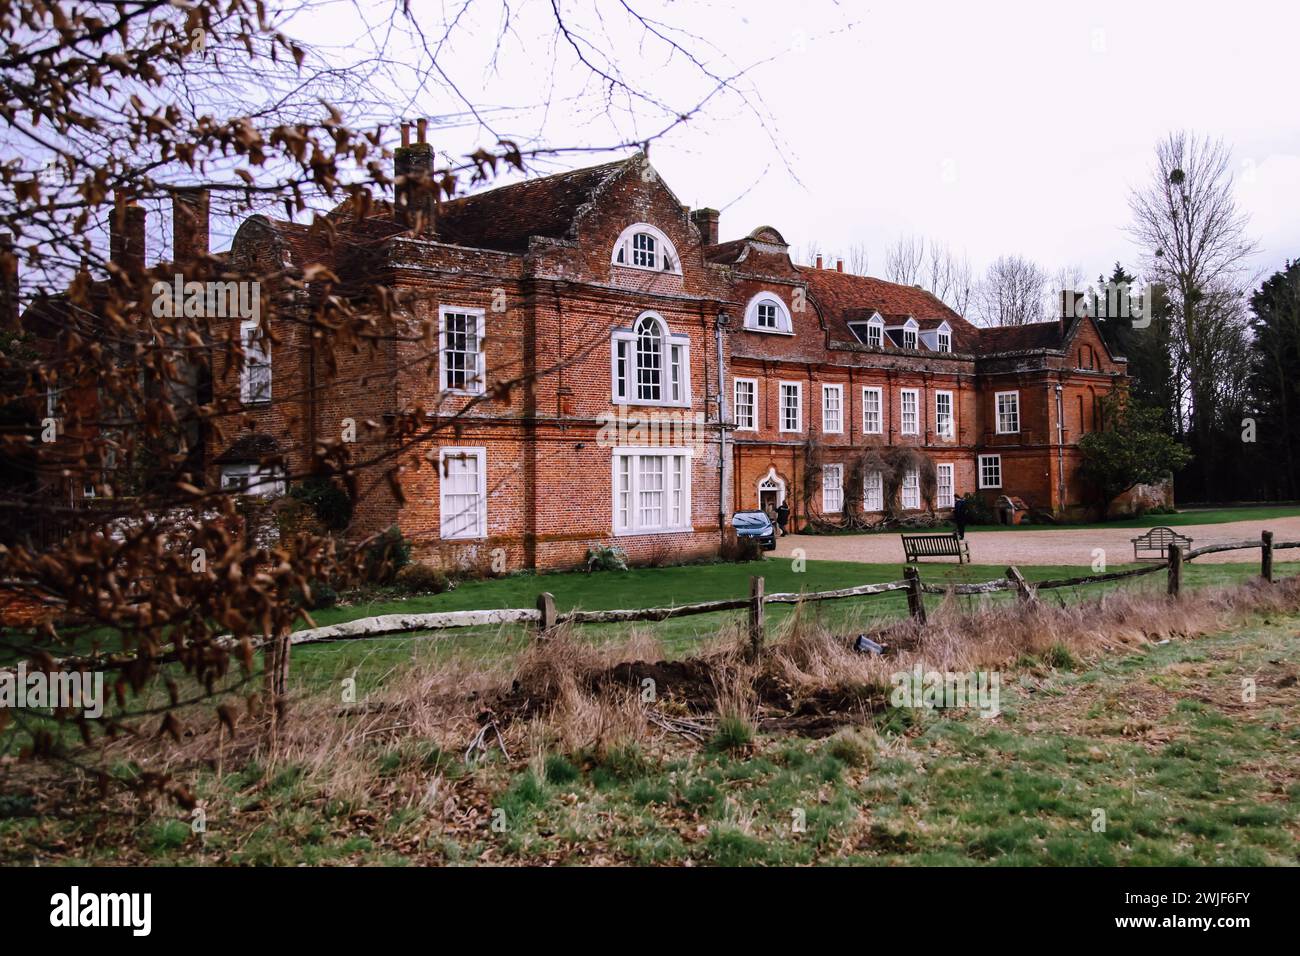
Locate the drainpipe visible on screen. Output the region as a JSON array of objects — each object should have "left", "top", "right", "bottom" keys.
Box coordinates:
[
  {"left": 1054, "top": 382, "right": 1065, "bottom": 514},
  {"left": 716, "top": 311, "right": 731, "bottom": 526}
]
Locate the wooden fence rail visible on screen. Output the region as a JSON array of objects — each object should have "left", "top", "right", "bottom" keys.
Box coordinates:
[{"left": 5, "top": 531, "right": 1297, "bottom": 677}]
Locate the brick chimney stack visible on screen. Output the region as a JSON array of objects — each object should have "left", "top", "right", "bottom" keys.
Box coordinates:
[
  {"left": 836, "top": 257, "right": 844, "bottom": 272},
  {"left": 110, "top": 193, "right": 146, "bottom": 274},
  {"left": 394, "top": 118, "right": 437, "bottom": 234},
  {"left": 0, "top": 233, "right": 17, "bottom": 329},
  {"left": 815, "top": 254, "right": 823, "bottom": 270},
  {"left": 172, "top": 188, "right": 210, "bottom": 270},
  {"left": 689, "top": 207, "right": 719, "bottom": 246}
]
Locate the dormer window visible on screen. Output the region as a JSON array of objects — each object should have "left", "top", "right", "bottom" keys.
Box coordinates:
[
  {"left": 887, "top": 316, "right": 920, "bottom": 350},
  {"left": 743, "top": 291, "right": 793, "bottom": 334},
  {"left": 937, "top": 329, "right": 951, "bottom": 352},
  {"left": 612, "top": 223, "right": 681, "bottom": 274},
  {"left": 850, "top": 312, "right": 884, "bottom": 348}
]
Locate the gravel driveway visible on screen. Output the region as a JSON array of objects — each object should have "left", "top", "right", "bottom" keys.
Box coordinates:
[{"left": 770, "top": 515, "right": 1300, "bottom": 567}]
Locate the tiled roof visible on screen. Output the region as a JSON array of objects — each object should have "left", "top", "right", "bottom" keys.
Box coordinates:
[
  {"left": 435, "top": 158, "right": 628, "bottom": 251},
  {"left": 978, "top": 320, "right": 1069, "bottom": 353},
  {"left": 702, "top": 238, "right": 749, "bottom": 264},
  {"left": 801, "top": 268, "right": 980, "bottom": 352}
]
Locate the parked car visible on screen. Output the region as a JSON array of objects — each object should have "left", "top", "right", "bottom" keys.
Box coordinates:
[{"left": 731, "top": 509, "right": 777, "bottom": 551}]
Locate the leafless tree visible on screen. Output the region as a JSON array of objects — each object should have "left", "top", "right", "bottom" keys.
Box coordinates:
[
  {"left": 1127, "top": 132, "right": 1258, "bottom": 442},
  {"left": 0, "top": 0, "right": 767, "bottom": 795},
  {"left": 926, "top": 242, "right": 974, "bottom": 316},
  {"left": 884, "top": 234, "right": 925, "bottom": 285},
  {"left": 972, "top": 254, "right": 1050, "bottom": 326},
  {"left": 845, "top": 242, "right": 870, "bottom": 276}
]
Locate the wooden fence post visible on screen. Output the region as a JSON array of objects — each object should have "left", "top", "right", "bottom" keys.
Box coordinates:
[
  {"left": 1261, "top": 530, "right": 1274, "bottom": 583},
  {"left": 1166, "top": 543, "right": 1182, "bottom": 597},
  {"left": 1006, "top": 565, "right": 1037, "bottom": 605},
  {"left": 748, "top": 575, "right": 765, "bottom": 659},
  {"left": 536, "top": 591, "right": 557, "bottom": 638},
  {"left": 903, "top": 566, "right": 927, "bottom": 624}
]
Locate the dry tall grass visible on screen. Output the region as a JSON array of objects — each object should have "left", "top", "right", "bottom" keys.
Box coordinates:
[{"left": 73, "top": 575, "right": 1300, "bottom": 812}]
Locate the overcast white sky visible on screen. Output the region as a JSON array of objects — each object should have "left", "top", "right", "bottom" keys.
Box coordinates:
[{"left": 291, "top": 0, "right": 1300, "bottom": 287}]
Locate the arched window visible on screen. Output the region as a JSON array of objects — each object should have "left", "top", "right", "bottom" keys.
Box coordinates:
[
  {"left": 612, "top": 311, "right": 691, "bottom": 406},
  {"left": 612, "top": 223, "right": 681, "bottom": 274},
  {"left": 635, "top": 315, "right": 662, "bottom": 402},
  {"left": 743, "top": 291, "right": 793, "bottom": 333}
]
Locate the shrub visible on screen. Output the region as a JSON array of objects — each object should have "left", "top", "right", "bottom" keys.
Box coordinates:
[
  {"left": 292, "top": 578, "right": 338, "bottom": 610},
  {"left": 959, "top": 492, "right": 996, "bottom": 525},
  {"left": 288, "top": 477, "right": 353, "bottom": 531},
  {"left": 721, "top": 534, "right": 762, "bottom": 563},
  {"left": 585, "top": 543, "right": 629, "bottom": 572},
  {"left": 364, "top": 526, "right": 411, "bottom": 583},
  {"left": 394, "top": 563, "right": 452, "bottom": 595}
]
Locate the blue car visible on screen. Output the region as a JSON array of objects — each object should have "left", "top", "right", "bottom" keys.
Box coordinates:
[{"left": 732, "top": 509, "right": 777, "bottom": 551}]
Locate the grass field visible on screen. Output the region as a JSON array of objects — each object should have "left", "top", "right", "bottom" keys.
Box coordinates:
[
  {"left": 287, "top": 558, "right": 1298, "bottom": 697},
  {"left": 3, "top": 590, "right": 1296, "bottom": 866}
]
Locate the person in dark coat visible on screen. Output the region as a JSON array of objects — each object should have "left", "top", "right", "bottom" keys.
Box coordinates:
[
  {"left": 952, "top": 496, "right": 968, "bottom": 540},
  {"left": 775, "top": 501, "right": 790, "bottom": 537}
]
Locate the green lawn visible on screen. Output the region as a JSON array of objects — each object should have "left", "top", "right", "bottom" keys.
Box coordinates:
[
  {"left": 7, "top": 601, "right": 1296, "bottom": 865},
  {"left": 285, "top": 558, "right": 1298, "bottom": 697}
]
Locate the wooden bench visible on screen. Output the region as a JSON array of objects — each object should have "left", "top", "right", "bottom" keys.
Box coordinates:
[
  {"left": 901, "top": 532, "right": 970, "bottom": 564},
  {"left": 1131, "top": 526, "right": 1192, "bottom": 561}
]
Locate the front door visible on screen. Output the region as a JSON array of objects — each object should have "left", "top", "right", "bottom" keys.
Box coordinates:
[{"left": 760, "top": 488, "right": 779, "bottom": 512}]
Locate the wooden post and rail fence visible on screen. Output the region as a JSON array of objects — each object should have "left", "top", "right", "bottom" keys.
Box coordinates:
[{"left": 5, "top": 532, "right": 1298, "bottom": 678}]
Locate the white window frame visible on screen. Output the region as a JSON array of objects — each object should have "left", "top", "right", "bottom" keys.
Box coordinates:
[
  {"left": 863, "top": 470, "right": 884, "bottom": 512},
  {"left": 239, "top": 319, "right": 271, "bottom": 405},
  {"left": 937, "top": 463, "right": 954, "bottom": 508},
  {"left": 821, "top": 383, "right": 843, "bottom": 434},
  {"left": 900, "top": 388, "right": 920, "bottom": 436},
  {"left": 978, "top": 454, "right": 1002, "bottom": 489},
  {"left": 733, "top": 377, "right": 758, "bottom": 431},
  {"left": 901, "top": 467, "right": 920, "bottom": 510},
  {"left": 612, "top": 447, "right": 694, "bottom": 536},
  {"left": 995, "top": 390, "right": 1020, "bottom": 434},
  {"left": 934, "top": 390, "right": 954, "bottom": 439},
  {"left": 220, "top": 462, "right": 285, "bottom": 498},
  {"left": 778, "top": 381, "right": 803, "bottom": 433},
  {"left": 611, "top": 223, "right": 681, "bottom": 274},
  {"left": 822, "top": 463, "right": 844, "bottom": 512},
  {"left": 862, "top": 386, "right": 883, "bottom": 434},
  {"left": 742, "top": 291, "right": 794, "bottom": 334},
  {"left": 611, "top": 311, "right": 691, "bottom": 407},
  {"left": 903, "top": 328, "right": 918, "bottom": 349},
  {"left": 439, "top": 446, "right": 488, "bottom": 540},
  {"left": 438, "top": 305, "right": 486, "bottom": 395},
  {"left": 937, "top": 328, "right": 952, "bottom": 353}
]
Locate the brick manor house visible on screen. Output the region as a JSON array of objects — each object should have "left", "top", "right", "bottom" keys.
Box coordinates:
[{"left": 213, "top": 144, "right": 1128, "bottom": 571}]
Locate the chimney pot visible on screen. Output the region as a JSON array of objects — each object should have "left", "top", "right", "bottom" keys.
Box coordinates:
[
  {"left": 401, "top": 122, "right": 411, "bottom": 148},
  {"left": 417, "top": 118, "right": 428, "bottom": 144},
  {"left": 836, "top": 258, "right": 844, "bottom": 272},
  {"left": 172, "top": 188, "right": 210, "bottom": 270},
  {"left": 815, "top": 254, "right": 823, "bottom": 269},
  {"left": 689, "top": 207, "right": 719, "bottom": 246},
  {"left": 394, "top": 141, "right": 437, "bottom": 234}
]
